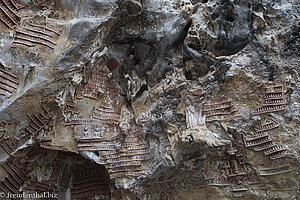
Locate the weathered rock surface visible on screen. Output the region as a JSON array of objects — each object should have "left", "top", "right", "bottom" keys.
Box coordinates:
[{"left": 0, "top": 0, "right": 299, "bottom": 199}]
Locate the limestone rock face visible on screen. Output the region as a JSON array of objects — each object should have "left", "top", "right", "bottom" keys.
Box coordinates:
[{"left": 0, "top": 0, "right": 299, "bottom": 199}]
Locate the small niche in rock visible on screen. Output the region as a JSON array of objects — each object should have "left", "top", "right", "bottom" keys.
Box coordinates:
[
  {"left": 267, "top": 65, "right": 275, "bottom": 81},
  {"left": 133, "top": 58, "right": 140, "bottom": 65},
  {"left": 134, "top": 84, "right": 148, "bottom": 99},
  {"left": 191, "top": 0, "right": 208, "bottom": 5},
  {"left": 184, "top": 70, "right": 193, "bottom": 80},
  {"left": 187, "top": 39, "right": 202, "bottom": 52},
  {"left": 252, "top": 3, "right": 264, "bottom": 12},
  {"left": 292, "top": 31, "right": 298, "bottom": 37},
  {"left": 185, "top": 68, "right": 209, "bottom": 80},
  {"left": 221, "top": 0, "right": 227, "bottom": 5},
  {"left": 248, "top": 3, "right": 251, "bottom": 9},
  {"left": 226, "top": 16, "right": 235, "bottom": 22},
  {"left": 173, "top": 20, "right": 192, "bottom": 48},
  {"left": 211, "top": 12, "right": 220, "bottom": 20}
]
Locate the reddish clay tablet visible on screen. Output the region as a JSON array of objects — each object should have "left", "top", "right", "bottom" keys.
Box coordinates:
[{"left": 107, "top": 58, "right": 119, "bottom": 71}]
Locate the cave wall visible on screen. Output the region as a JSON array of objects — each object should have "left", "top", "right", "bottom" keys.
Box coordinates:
[{"left": 0, "top": 0, "right": 299, "bottom": 199}]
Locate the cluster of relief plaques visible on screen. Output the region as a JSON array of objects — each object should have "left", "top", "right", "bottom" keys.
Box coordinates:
[
  {"left": 1, "top": 95, "right": 57, "bottom": 156},
  {"left": 0, "top": 60, "right": 148, "bottom": 191},
  {"left": 0, "top": 0, "right": 24, "bottom": 29},
  {"left": 26, "top": 179, "right": 50, "bottom": 194},
  {"left": 142, "top": 142, "right": 258, "bottom": 199},
  {"left": 243, "top": 117, "right": 287, "bottom": 159},
  {"left": 181, "top": 84, "right": 291, "bottom": 197},
  {"left": 0, "top": 0, "right": 61, "bottom": 50},
  {"left": 251, "top": 84, "right": 287, "bottom": 115},
  {"left": 12, "top": 22, "right": 60, "bottom": 49},
  {"left": 0, "top": 64, "right": 19, "bottom": 98},
  {"left": 68, "top": 63, "right": 149, "bottom": 179},
  {"left": 202, "top": 96, "right": 241, "bottom": 122},
  {"left": 220, "top": 143, "right": 258, "bottom": 197},
  {"left": 259, "top": 164, "right": 292, "bottom": 177},
  {"left": 103, "top": 125, "right": 149, "bottom": 178},
  {"left": 67, "top": 99, "right": 122, "bottom": 152},
  {"left": 75, "top": 64, "right": 122, "bottom": 100},
  {"left": 0, "top": 147, "right": 53, "bottom": 195},
  {"left": 25, "top": 102, "right": 54, "bottom": 138},
  {"left": 187, "top": 84, "right": 287, "bottom": 125},
  {"left": 0, "top": 146, "right": 112, "bottom": 199},
  {"left": 185, "top": 93, "right": 241, "bottom": 128},
  {"left": 64, "top": 92, "right": 79, "bottom": 117},
  {"left": 0, "top": 156, "right": 31, "bottom": 193}
]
